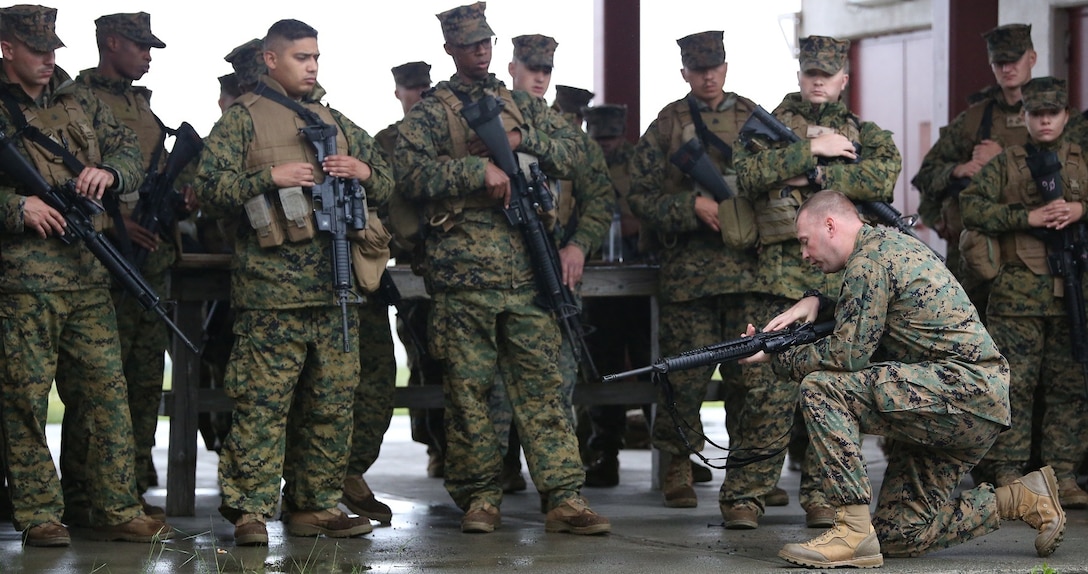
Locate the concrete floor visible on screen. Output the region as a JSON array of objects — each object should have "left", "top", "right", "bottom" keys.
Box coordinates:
[{"left": 1, "top": 411, "right": 1086, "bottom": 573}]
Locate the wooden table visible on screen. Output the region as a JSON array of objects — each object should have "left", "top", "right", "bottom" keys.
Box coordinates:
[{"left": 164, "top": 257, "right": 664, "bottom": 516}]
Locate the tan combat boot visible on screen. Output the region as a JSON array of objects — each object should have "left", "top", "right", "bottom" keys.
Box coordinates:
[
  {"left": 995, "top": 466, "right": 1066, "bottom": 557},
  {"left": 662, "top": 456, "right": 697, "bottom": 508},
  {"left": 341, "top": 475, "right": 393, "bottom": 524},
  {"left": 778, "top": 505, "right": 884, "bottom": 569},
  {"left": 1057, "top": 476, "right": 1088, "bottom": 509}
]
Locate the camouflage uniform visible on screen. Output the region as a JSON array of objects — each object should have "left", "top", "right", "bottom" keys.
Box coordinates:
[
  {"left": 730, "top": 36, "right": 902, "bottom": 516},
  {"left": 959, "top": 77, "right": 1088, "bottom": 490},
  {"left": 393, "top": 49, "right": 588, "bottom": 516},
  {"left": 0, "top": 19, "right": 146, "bottom": 532},
  {"left": 60, "top": 13, "right": 175, "bottom": 504},
  {"left": 627, "top": 31, "right": 758, "bottom": 504},
  {"left": 774, "top": 224, "right": 1010, "bottom": 556},
  {"left": 195, "top": 75, "right": 392, "bottom": 521}
]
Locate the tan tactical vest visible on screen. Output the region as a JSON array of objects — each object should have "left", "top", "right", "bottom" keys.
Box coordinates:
[
  {"left": 91, "top": 87, "right": 163, "bottom": 211},
  {"left": 239, "top": 92, "right": 348, "bottom": 180},
  {"left": 1001, "top": 142, "right": 1087, "bottom": 281},
  {"left": 20, "top": 94, "right": 101, "bottom": 187},
  {"left": 962, "top": 98, "right": 1027, "bottom": 148},
  {"left": 756, "top": 109, "right": 862, "bottom": 245},
  {"left": 657, "top": 94, "right": 755, "bottom": 198}
]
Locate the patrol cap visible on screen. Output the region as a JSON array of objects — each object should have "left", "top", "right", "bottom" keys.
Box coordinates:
[
  {"left": 392, "top": 61, "right": 431, "bottom": 88},
  {"left": 584, "top": 104, "right": 627, "bottom": 139},
  {"left": 218, "top": 72, "right": 240, "bottom": 98},
  {"left": 95, "top": 12, "right": 165, "bottom": 49},
  {"left": 983, "top": 23, "right": 1033, "bottom": 63},
  {"left": 799, "top": 35, "right": 850, "bottom": 74},
  {"left": 437, "top": 2, "right": 494, "bottom": 46},
  {"left": 224, "top": 38, "right": 265, "bottom": 91},
  {"left": 0, "top": 4, "right": 63, "bottom": 51},
  {"left": 1021, "top": 76, "right": 1067, "bottom": 113},
  {"left": 512, "top": 34, "right": 557, "bottom": 68},
  {"left": 554, "top": 85, "right": 594, "bottom": 115},
  {"left": 676, "top": 31, "right": 725, "bottom": 70}
]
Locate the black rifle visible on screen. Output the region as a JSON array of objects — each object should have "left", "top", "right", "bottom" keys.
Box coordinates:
[
  {"left": 129, "top": 121, "right": 203, "bottom": 269},
  {"left": 669, "top": 137, "right": 735, "bottom": 201},
  {"left": 1026, "top": 147, "right": 1088, "bottom": 396},
  {"left": 460, "top": 94, "right": 599, "bottom": 382},
  {"left": 739, "top": 105, "right": 940, "bottom": 258},
  {"left": 0, "top": 132, "right": 198, "bottom": 353},
  {"left": 602, "top": 320, "right": 834, "bottom": 382},
  {"left": 299, "top": 123, "right": 368, "bottom": 352},
  {"left": 375, "top": 269, "right": 429, "bottom": 362}
]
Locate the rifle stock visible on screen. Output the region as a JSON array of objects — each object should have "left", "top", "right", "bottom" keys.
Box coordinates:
[
  {"left": 0, "top": 132, "right": 198, "bottom": 353},
  {"left": 460, "top": 95, "right": 599, "bottom": 382},
  {"left": 602, "top": 320, "right": 834, "bottom": 382},
  {"left": 668, "top": 138, "right": 735, "bottom": 201}
]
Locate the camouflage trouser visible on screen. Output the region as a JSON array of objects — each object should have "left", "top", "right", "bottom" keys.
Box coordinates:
[
  {"left": 218, "top": 306, "right": 360, "bottom": 521},
  {"left": 584, "top": 296, "right": 653, "bottom": 453},
  {"left": 980, "top": 315, "right": 1088, "bottom": 480},
  {"left": 0, "top": 290, "right": 142, "bottom": 529},
  {"left": 799, "top": 364, "right": 1006, "bottom": 557},
  {"left": 403, "top": 299, "right": 446, "bottom": 455},
  {"left": 431, "top": 288, "right": 583, "bottom": 511},
  {"left": 718, "top": 294, "right": 826, "bottom": 511},
  {"left": 59, "top": 278, "right": 169, "bottom": 504},
  {"left": 652, "top": 294, "right": 749, "bottom": 457},
  {"left": 345, "top": 298, "right": 396, "bottom": 476}
]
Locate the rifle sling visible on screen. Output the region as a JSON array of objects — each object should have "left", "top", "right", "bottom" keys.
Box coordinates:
[
  {"left": 0, "top": 84, "right": 132, "bottom": 257},
  {"left": 253, "top": 82, "right": 327, "bottom": 128},
  {"left": 685, "top": 95, "right": 732, "bottom": 164},
  {"left": 977, "top": 100, "right": 995, "bottom": 142}
]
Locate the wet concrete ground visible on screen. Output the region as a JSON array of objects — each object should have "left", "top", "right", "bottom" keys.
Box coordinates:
[{"left": 1, "top": 411, "right": 1085, "bottom": 573}]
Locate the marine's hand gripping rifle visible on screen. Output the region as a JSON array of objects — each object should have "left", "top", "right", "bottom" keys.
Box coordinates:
[
  {"left": 602, "top": 320, "right": 834, "bottom": 382},
  {"left": 460, "top": 95, "right": 599, "bottom": 381},
  {"left": 129, "top": 121, "right": 204, "bottom": 269},
  {"left": 0, "top": 132, "right": 198, "bottom": 353},
  {"left": 299, "top": 123, "right": 368, "bottom": 352}
]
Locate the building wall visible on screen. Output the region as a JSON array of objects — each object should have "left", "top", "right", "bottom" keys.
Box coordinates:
[
  {"left": 999, "top": 0, "right": 1084, "bottom": 77},
  {"left": 800, "top": 0, "right": 930, "bottom": 39}
]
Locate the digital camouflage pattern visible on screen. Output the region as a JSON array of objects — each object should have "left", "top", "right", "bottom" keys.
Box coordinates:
[
  {"left": 346, "top": 298, "right": 397, "bottom": 475},
  {"left": 984, "top": 23, "right": 1032, "bottom": 63},
  {"left": 0, "top": 4, "right": 63, "bottom": 51},
  {"left": 437, "top": 1, "right": 493, "bottom": 46},
  {"left": 1021, "top": 76, "right": 1067, "bottom": 112},
  {"left": 224, "top": 38, "right": 265, "bottom": 92},
  {"left": 392, "top": 61, "right": 431, "bottom": 88},
  {"left": 798, "top": 35, "right": 849, "bottom": 74},
  {"left": 676, "top": 31, "right": 725, "bottom": 70},
  {"left": 194, "top": 78, "right": 393, "bottom": 310},
  {"left": 554, "top": 85, "right": 594, "bottom": 116},
  {"left": 585, "top": 104, "right": 626, "bottom": 139},
  {"left": 775, "top": 224, "right": 1010, "bottom": 556},
  {"left": 512, "top": 34, "right": 557, "bottom": 68},
  {"left": 960, "top": 137, "right": 1088, "bottom": 483},
  {"left": 220, "top": 307, "right": 360, "bottom": 520},
  {"left": 94, "top": 11, "right": 165, "bottom": 48},
  {"left": 393, "top": 72, "right": 580, "bottom": 291}
]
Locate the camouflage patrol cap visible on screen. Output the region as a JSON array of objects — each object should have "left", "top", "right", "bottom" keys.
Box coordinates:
[
  {"left": 512, "top": 34, "right": 558, "bottom": 68},
  {"left": 584, "top": 104, "right": 627, "bottom": 139},
  {"left": 0, "top": 4, "right": 63, "bottom": 51},
  {"left": 95, "top": 12, "right": 165, "bottom": 49},
  {"left": 676, "top": 31, "right": 725, "bottom": 70},
  {"left": 392, "top": 61, "right": 431, "bottom": 88},
  {"left": 437, "top": 2, "right": 494, "bottom": 46},
  {"left": 983, "top": 24, "right": 1033, "bottom": 63},
  {"left": 799, "top": 35, "right": 850, "bottom": 74},
  {"left": 224, "top": 38, "right": 266, "bottom": 91},
  {"left": 1021, "top": 76, "right": 1067, "bottom": 113},
  {"left": 554, "top": 85, "right": 594, "bottom": 115},
  {"left": 218, "top": 73, "right": 240, "bottom": 99}
]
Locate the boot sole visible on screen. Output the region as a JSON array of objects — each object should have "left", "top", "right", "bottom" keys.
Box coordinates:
[
  {"left": 340, "top": 497, "right": 393, "bottom": 524},
  {"left": 24, "top": 535, "right": 71, "bottom": 547},
  {"left": 287, "top": 522, "right": 373, "bottom": 538},
  {"left": 778, "top": 549, "right": 884, "bottom": 569},
  {"left": 723, "top": 519, "right": 758, "bottom": 530},
  {"left": 544, "top": 520, "right": 611, "bottom": 535},
  {"left": 664, "top": 498, "right": 698, "bottom": 508},
  {"left": 461, "top": 520, "right": 499, "bottom": 533},
  {"left": 1035, "top": 466, "right": 1066, "bottom": 557},
  {"left": 84, "top": 526, "right": 175, "bottom": 543}
]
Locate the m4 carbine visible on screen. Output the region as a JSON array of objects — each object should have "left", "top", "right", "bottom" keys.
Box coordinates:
[
  {"left": 739, "top": 105, "right": 939, "bottom": 258},
  {"left": 602, "top": 320, "right": 834, "bottom": 382},
  {"left": 0, "top": 132, "right": 198, "bottom": 353},
  {"left": 299, "top": 123, "right": 368, "bottom": 353},
  {"left": 460, "top": 94, "right": 598, "bottom": 382},
  {"left": 129, "top": 121, "right": 204, "bottom": 269}
]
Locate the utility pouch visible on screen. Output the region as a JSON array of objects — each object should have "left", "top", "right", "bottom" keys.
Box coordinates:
[
  {"left": 245, "top": 193, "right": 285, "bottom": 248},
  {"left": 279, "top": 186, "right": 315, "bottom": 242}
]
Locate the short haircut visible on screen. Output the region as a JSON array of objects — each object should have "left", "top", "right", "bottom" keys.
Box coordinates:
[
  {"left": 263, "top": 19, "right": 317, "bottom": 53},
  {"left": 797, "top": 190, "right": 859, "bottom": 224}
]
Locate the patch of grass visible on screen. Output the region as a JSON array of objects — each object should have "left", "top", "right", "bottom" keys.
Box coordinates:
[{"left": 1031, "top": 564, "right": 1059, "bottom": 574}]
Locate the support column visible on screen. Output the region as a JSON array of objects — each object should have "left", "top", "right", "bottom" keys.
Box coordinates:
[{"left": 595, "top": 0, "right": 640, "bottom": 142}]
